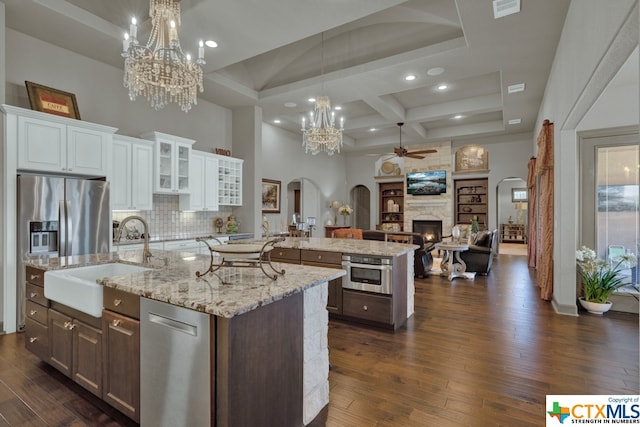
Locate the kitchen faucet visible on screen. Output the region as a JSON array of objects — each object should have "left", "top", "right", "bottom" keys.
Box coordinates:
[{"left": 114, "top": 215, "right": 152, "bottom": 262}]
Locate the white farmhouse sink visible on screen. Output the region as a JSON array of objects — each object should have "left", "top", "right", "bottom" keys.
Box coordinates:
[{"left": 44, "top": 263, "right": 152, "bottom": 318}]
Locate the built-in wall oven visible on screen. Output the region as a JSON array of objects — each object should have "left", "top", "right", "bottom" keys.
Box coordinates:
[{"left": 341, "top": 254, "right": 393, "bottom": 294}]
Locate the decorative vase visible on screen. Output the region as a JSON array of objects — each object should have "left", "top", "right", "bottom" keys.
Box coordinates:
[
  {"left": 451, "top": 225, "right": 461, "bottom": 243},
  {"left": 578, "top": 297, "right": 612, "bottom": 315}
]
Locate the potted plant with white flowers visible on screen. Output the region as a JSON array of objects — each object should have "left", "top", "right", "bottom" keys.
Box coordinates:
[
  {"left": 339, "top": 204, "right": 353, "bottom": 226},
  {"left": 576, "top": 246, "right": 637, "bottom": 314}
]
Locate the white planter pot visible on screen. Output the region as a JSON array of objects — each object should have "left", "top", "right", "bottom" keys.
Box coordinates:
[{"left": 579, "top": 297, "right": 612, "bottom": 315}]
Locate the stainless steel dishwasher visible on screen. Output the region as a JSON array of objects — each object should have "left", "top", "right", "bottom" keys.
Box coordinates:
[{"left": 140, "top": 297, "right": 211, "bottom": 427}]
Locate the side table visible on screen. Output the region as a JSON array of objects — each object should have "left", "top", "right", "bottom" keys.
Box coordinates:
[{"left": 435, "top": 242, "right": 476, "bottom": 281}]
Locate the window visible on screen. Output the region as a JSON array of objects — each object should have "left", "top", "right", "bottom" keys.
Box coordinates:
[{"left": 511, "top": 188, "right": 527, "bottom": 202}]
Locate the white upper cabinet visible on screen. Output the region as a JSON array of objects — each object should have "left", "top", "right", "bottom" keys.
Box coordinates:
[
  {"left": 140, "top": 131, "right": 195, "bottom": 194},
  {"left": 10, "top": 107, "right": 116, "bottom": 176},
  {"left": 112, "top": 135, "right": 154, "bottom": 211},
  {"left": 179, "top": 150, "right": 219, "bottom": 212},
  {"left": 215, "top": 155, "right": 243, "bottom": 206}
]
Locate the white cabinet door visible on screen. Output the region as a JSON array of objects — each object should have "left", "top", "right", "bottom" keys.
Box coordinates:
[
  {"left": 203, "top": 155, "right": 219, "bottom": 211},
  {"left": 17, "top": 116, "right": 66, "bottom": 172},
  {"left": 112, "top": 136, "right": 154, "bottom": 211},
  {"left": 111, "top": 139, "right": 132, "bottom": 210},
  {"left": 179, "top": 151, "right": 219, "bottom": 212},
  {"left": 130, "top": 142, "right": 153, "bottom": 210},
  {"left": 163, "top": 239, "right": 202, "bottom": 254},
  {"left": 67, "top": 126, "right": 110, "bottom": 175},
  {"left": 175, "top": 142, "right": 191, "bottom": 194}
]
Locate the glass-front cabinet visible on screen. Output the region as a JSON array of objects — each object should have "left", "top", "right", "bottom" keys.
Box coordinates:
[{"left": 140, "top": 131, "right": 195, "bottom": 194}]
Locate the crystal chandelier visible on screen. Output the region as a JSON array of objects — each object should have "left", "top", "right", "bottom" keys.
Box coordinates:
[
  {"left": 301, "top": 96, "right": 344, "bottom": 155},
  {"left": 301, "top": 33, "right": 344, "bottom": 155},
  {"left": 122, "top": 0, "right": 205, "bottom": 112}
]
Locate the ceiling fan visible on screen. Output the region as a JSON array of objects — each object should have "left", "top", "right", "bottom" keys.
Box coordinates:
[{"left": 391, "top": 122, "right": 437, "bottom": 159}]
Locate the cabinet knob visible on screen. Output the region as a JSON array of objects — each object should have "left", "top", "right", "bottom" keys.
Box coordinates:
[
  {"left": 317, "top": 255, "right": 322, "bottom": 260},
  {"left": 278, "top": 252, "right": 283, "bottom": 256},
  {"left": 29, "top": 337, "right": 38, "bottom": 343},
  {"left": 112, "top": 319, "right": 121, "bottom": 327},
  {"left": 30, "top": 292, "right": 38, "bottom": 298},
  {"left": 30, "top": 274, "right": 41, "bottom": 281},
  {"left": 113, "top": 298, "right": 122, "bottom": 306},
  {"left": 29, "top": 310, "right": 37, "bottom": 316},
  {"left": 363, "top": 305, "right": 368, "bottom": 311}
]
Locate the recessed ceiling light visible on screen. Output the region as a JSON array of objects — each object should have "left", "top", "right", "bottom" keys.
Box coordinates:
[
  {"left": 508, "top": 83, "right": 525, "bottom": 93},
  {"left": 405, "top": 74, "right": 416, "bottom": 81},
  {"left": 437, "top": 84, "right": 448, "bottom": 91},
  {"left": 308, "top": 97, "right": 316, "bottom": 103},
  {"left": 204, "top": 40, "right": 218, "bottom": 48},
  {"left": 273, "top": 119, "right": 281, "bottom": 124},
  {"left": 508, "top": 118, "right": 522, "bottom": 125},
  {"left": 334, "top": 106, "right": 342, "bottom": 110},
  {"left": 369, "top": 128, "right": 377, "bottom": 132},
  {"left": 427, "top": 67, "right": 445, "bottom": 76},
  {"left": 452, "top": 115, "right": 464, "bottom": 119},
  {"left": 284, "top": 102, "right": 297, "bottom": 108}
]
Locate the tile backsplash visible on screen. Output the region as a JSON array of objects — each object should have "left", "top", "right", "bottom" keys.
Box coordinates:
[{"left": 113, "top": 194, "right": 232, "bottom": 239}]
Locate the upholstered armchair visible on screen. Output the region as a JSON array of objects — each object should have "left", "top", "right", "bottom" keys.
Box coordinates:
[{"left": 458, "top": 229, "right": 499, "bottom": 274}]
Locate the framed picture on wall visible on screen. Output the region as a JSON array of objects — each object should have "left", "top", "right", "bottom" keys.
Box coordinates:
[
  {"left": 455, "top": 144, "right": 489, "bottom": 173},
  {"left": 261, "top": 179, "right": 281, "bottom": 213},
  {"left": 25, "top": 81, "right": 81, "bottom": 120}
]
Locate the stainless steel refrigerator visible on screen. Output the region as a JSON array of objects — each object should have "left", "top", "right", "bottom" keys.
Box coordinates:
[{"left": 17, "top": 174, "right": 110, "bottom": 331}]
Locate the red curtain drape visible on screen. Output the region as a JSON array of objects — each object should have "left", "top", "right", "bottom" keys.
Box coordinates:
[
  {"left": 526, "top": 157, "right": 537, "bottom": 268},
  {"left": 535, "top": 120, "right": 554, "bottom": 301}
]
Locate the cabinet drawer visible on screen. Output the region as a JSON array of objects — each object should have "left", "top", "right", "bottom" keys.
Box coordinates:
[
  {"left": 26, "top": 300, "right": 48, "bottom": 325},
  {"left": 342, "top": 290, "right": 392, "bottom": 324},
  {"left": 26, "top": 266, "right": 45, "bottom": 286},
  {"left": 25, "top": 317, "right": 49, "bottom": 360},
  {"left": 26, "top": 282, "right": 48, "bottom": 306},
  {"left": 270, "top": 248, "right": 301, "bottom": 263},
  {"left": 301, "top": 250, "right": 342, "bottom": 265},
  {"left": 103, "top": 287, "right": 140, "bottom": 319}
]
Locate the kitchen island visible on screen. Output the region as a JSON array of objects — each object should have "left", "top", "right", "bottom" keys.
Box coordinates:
[
  {"left": 25, "top": 249, "right": 344, "bottom": 426},
  {"left": 234, "top": 237, "right": 417, "bottom": 329}
]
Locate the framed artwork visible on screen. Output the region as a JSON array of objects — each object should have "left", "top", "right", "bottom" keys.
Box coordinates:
[
  {"left": 25, "top": 81, "right": 81, "bottom": 120},
  {"left": 261, "top": 179, "right": 281, "bottom": 213},
  {"left": 455, "top": 145, "right": 489, "bottom": 173}
]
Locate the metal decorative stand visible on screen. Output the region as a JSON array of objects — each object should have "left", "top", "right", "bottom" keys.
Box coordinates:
[{"left": 195, "top": 236, "right": 286, "bottom": 284}]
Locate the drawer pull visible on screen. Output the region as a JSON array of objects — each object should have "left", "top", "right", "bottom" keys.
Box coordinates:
[
  {"left": 112, "top": 320, "right": 121, "bottom": 327},
  {"left": 113, "top": 299, "right": 122, "bottom": 306},
  {"left": 64, "top": 321, "right": 76, "bottom": 330},
  {"left": 278, "top": 251, "right": 283, "bottom": 256},
  {"left": 30, "top": 292, "right": 38, "bottom": 298},
  {"left": 30, "top": 273, "right": 41, "bottom": 281},
  {"left": 29, "top": 337, "right": 38, "bottom": 343},
  {"left": 29, "top": 310, "right": 37, "bottom": 316},
  {"left": 363, "top": 305, "right": 368, "bottom": 311},
  {"left": 317, "top": 255, "right": 322, "bottom": 260}
]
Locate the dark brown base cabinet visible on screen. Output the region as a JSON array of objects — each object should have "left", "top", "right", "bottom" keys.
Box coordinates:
[{"left": 271, "top": 248, "right": 409, "bottom": 330}]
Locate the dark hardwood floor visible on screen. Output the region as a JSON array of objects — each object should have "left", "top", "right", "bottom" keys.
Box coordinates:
[{"left": 1, "top": 254, "right": 638, "bottom": 426}]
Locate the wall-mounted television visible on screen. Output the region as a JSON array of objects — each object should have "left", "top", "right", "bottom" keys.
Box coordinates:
[{"left": 406, "top": 170, "right": 447, "bottom": 195}]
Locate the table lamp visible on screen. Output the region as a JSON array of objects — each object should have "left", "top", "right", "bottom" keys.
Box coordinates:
[
  {"left": 515, "top": 202, "right": 528, "bottom": 224},
  {"left": 330, "top": 200, "right": 341, "bottom": 225}
]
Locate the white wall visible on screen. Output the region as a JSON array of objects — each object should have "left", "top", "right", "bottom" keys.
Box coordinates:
[
  {"left": 534, "top": 0, "right": 638, "bottom": 315},
  {"left": 261, "top": 124, "right": 347, "bottom": 235},
  {"left": 5, "top": 29, "right": 232, "bottom": 150}
]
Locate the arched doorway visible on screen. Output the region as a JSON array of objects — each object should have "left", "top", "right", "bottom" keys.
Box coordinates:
[
  {"left": 286, "top": 178, "right": 322, "bottom": 234},
  {"left": 350, "top": 185, "right": 371, "bottom": 230},
  {"left": 495, "top": 177, "right": 527, "bottom": 255}
]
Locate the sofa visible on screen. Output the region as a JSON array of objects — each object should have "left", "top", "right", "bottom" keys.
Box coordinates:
[
  {"left": 362, "top": 230, "right": 434, "bottom": 278},
  {"left": 458, "top": 229, "right": 499, "bottom": 275}
]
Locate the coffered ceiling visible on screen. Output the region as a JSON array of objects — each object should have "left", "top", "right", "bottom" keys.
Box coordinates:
[{"left": 4, "top": 0, "right": 572, "bottom": 153}]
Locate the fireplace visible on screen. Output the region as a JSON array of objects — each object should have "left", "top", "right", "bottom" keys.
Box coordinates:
[{"left": 413, "top": 220, "right": 443, "bottom": 244}]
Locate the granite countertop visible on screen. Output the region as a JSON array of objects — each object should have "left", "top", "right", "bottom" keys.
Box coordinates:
[
  {"left": 235, "top": 237, "right": 418, "bottom": 257},
  {"left": 113, "top": 232, "right": 254, "bottom": 246},
  {"left": 26, "top": 249, "right": 344, "bottom": 318}
]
